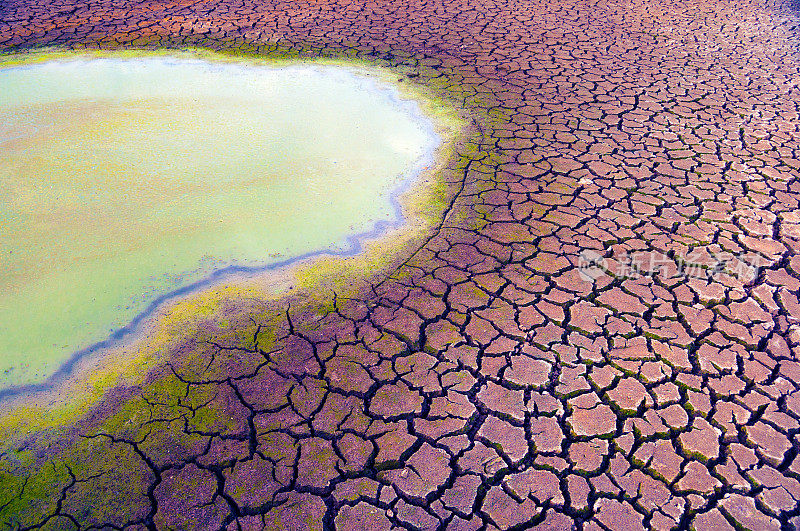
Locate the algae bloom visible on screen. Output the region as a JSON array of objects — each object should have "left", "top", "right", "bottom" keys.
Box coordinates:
[{"left": 0, "top": 53, "right": 439, "bottom": 391}]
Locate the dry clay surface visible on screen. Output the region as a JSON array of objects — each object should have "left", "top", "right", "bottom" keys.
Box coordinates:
[{"left": 2, "top": 0, "right": 800, "bottom": 528}]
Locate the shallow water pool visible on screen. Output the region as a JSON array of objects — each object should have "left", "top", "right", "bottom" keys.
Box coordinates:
[{"left": 0, "top": 54, "right": 438, "bottom": 390}]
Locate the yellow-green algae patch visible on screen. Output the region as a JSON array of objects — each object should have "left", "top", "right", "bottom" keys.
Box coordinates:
[
  {"left": 0, "top": 48, "right": 472, "bottom": 441},
  {"left": 0, "top": 48, "right": 446, "bottom": 390}
]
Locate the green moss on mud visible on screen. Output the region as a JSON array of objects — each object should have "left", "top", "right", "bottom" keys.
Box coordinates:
[{"left": 0, "top": 452, "right": 71, "bottom": 526}]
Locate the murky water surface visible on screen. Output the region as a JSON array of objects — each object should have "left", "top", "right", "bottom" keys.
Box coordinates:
[{"left": 0, "top": 55, "right": 437, "bottom": 389}]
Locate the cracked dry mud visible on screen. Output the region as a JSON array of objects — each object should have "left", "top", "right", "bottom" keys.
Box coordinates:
[{"left": 2, "top": 0, "right": 800, "bottom": 527}]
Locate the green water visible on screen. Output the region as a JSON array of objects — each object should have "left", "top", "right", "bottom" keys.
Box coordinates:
[{"left": 0, "top": 55, "right": 437, "bottom": 389}]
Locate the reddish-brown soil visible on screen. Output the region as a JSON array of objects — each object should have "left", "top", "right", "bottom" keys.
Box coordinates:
[{"left": 2, "top": 0, "right": 800, "bottom": 527}]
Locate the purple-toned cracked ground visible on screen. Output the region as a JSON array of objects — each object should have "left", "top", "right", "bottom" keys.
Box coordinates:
[{"left": 2, "top": 0, "right": 800, "bottom": 528}]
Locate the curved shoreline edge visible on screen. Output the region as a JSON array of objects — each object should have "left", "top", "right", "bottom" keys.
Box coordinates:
[{"left": 0, "top": 50, "right": 450, "bottom": 404}]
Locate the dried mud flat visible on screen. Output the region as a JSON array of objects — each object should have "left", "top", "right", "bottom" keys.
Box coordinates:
[{"left": 2, "top": 0, "right": 800, "bottom": 528}]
